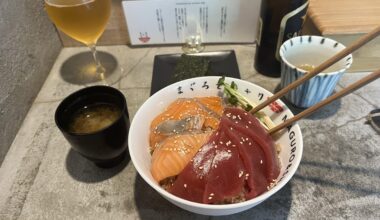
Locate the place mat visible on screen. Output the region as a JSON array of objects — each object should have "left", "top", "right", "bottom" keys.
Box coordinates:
[{"left": 150, "top": 50, "right": 241, "bottom": 95}]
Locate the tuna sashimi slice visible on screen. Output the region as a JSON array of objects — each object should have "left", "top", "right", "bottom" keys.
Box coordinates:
[{"left": 168, "top": 107, "right": 280, "bottom": 204}]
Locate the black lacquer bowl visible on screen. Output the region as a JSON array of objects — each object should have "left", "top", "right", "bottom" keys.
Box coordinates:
[{"left": 55, "top": 86, "right": 129, "bottom": 168}]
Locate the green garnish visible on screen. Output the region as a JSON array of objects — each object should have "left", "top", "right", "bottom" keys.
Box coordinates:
[
  {"left": 217, "top": 76, "right": 275, "bottom": 130},
  {"left": 217, "top": 77, "right": 253, "bottom": 112}
]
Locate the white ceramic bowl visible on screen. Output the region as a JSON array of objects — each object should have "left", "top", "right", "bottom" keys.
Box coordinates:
[
  {"left": 279, "top": 35, "right": 353, "bottom": 108},
  {"left": 128, "top": 76, "right": 303, "bottom": 216}
]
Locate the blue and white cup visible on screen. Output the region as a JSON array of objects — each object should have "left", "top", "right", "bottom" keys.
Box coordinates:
[{"left": 279, "top": 35, "right": 353, "bottom": 108}]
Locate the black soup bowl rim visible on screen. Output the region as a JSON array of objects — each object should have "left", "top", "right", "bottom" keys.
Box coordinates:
[{"left": 55, "top": 85, "right": 127, "bottom": 137}]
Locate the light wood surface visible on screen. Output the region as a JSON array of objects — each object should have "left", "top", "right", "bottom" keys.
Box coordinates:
[
  {"left": 308, "top": 0, "right": 380, "bottom": 35},
  {"left": 305, "top": 0, "right": 380, "bottom": 72}
]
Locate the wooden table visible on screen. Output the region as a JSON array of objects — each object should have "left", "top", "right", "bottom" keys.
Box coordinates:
[{"left": 304, "top": 0, "right": 380, "bottom": 72}]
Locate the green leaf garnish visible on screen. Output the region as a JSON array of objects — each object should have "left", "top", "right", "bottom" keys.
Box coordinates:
[{"left": 217, "top": 76, "right": 276, "bottom": 131}]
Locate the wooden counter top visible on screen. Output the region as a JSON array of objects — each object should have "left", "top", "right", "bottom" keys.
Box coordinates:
[{"left": 308, "top": 0, "right": 380, "bottom": 35}]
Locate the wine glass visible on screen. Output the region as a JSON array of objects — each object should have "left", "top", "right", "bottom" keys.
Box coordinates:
[
  {"left": 181, "top": 19, "right": 204, "bottom": 54},
  {"left": 45, "top": 0, "right": 118, "bottom": 85}
]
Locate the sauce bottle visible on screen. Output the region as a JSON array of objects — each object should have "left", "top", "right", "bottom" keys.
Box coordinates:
[{"left": 254, "top": 0, "right": 309, "bottom": 77}]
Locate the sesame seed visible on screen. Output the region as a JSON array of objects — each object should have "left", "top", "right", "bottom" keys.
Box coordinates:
[
  {"left": 208, "top": 197, "right": 212, "bottom": 200},
  {"left": 232, "top": 115, "right": 236, "bottom": 119},
  {"left": 260, "top": 160, "right": 263, "bottom": 164},
  {"left": 244, "top": 112, "right": 248, "bottom": 115},
  {"left": 232, "top": 144, "right": 236, "bottom": 147},
  {"left": 230, "top": 127, "right": 233, "bottom": 130},
  {"left": 210, "top": 193, "right": 214, "bottom": 196},
  {"left": 248, "top": 121, "right": 252, "bottom": 124},
  {"left": 245, "top": 173, "right": 249, "bottom": 177},
  {"left": 240, "top": 142, "right": 243, "bottom": 144},
  {"left": 214, "top": 165, "right": 218, "bottom": 168},
  {"left": 219, "top": 141, "right": 223, "bottom": 144},
  {"left": 239, "top": 171, "right": 244, "bottom": 178},
  {"left": 184, "top": 184, "right": 187, "bottom": 188},
  {"left": 249, "top": 142, "right": 252, "bottom": 145},
  {"left": 227, "top": 150, "right": 231, "bottom": 153},
  {"left": 199, "top": 166, "right": 203, "bottom": 170},
  {"left": 245, "top": 125, "right": 249, "bottom": 128}
]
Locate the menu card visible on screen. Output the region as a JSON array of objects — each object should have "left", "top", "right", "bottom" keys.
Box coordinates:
[{"left": 122, "top": 0, "right": 261, "bottom": 45}]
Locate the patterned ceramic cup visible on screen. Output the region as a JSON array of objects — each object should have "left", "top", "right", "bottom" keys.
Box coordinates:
[{"left": 279, "top": 35, "right": 353, "bottom": 108}]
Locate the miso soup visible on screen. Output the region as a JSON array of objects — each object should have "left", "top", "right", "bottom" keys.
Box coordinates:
[{"left": 68, "top": 103, "right": 121, "bottom": 134}]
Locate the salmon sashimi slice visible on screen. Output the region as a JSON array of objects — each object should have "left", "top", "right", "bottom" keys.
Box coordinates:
[
  {"left": 150, "top": 97, "right": 223, "bottom": 129},
  {"left": 150, "top": 115, "right": 205, "bottom": 152},
  {"left": 196, "top": 97, "right": 224, "bottom": 115},
  {"left": 149, "top": 97, "right": 224, "bottom": 151},
  {"left": 155, "top": 115, "right": 205, "bottom": 135},
  {"left": 151, "top": 132, "right": 212, "bottom": 183}
]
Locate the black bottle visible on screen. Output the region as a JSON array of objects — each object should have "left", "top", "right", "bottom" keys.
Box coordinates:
[{"left": 254, "top": 0, "right": 309, "bottom": 77}]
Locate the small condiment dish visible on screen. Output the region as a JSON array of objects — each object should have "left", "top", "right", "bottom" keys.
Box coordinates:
[{"left": 279, "top": 35, "right": 353, "bottom": 108}]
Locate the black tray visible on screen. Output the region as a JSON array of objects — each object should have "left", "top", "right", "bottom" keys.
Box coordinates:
[{"left": 150, "top": 50, "right": 241, "bottom": 95}]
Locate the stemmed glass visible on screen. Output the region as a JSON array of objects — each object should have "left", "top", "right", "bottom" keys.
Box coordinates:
[{"left": 45, "top": 0, "right": 118, "bottom": 85}]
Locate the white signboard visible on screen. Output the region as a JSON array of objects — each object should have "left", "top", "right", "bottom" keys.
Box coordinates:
[{"left": 122, "top": 0, "right": 261, "bottom": 45}]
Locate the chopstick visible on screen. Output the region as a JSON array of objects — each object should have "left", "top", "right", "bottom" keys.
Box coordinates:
[
  {"left": 268, "top": 69, "right": 380, "bottom": 134},
  {"left": 250, "top": 25, "right": 380, "bottom": 115}
]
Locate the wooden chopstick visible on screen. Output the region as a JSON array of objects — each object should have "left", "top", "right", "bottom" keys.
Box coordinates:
[
  {"left": 250, "top": 25, "right": 380, "bottom": 115},
  {"left": 268, "top": 69, "right": 380, "bottom": 134}
]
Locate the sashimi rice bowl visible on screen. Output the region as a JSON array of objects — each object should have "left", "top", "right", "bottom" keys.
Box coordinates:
[{"left": 128, "top": 76, "right": 303, "bottom": 215}]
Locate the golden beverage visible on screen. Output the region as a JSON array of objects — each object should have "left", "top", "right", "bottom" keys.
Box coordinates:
[{"left": 45, "top": 0, "right": 111, "bottom": 45}]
